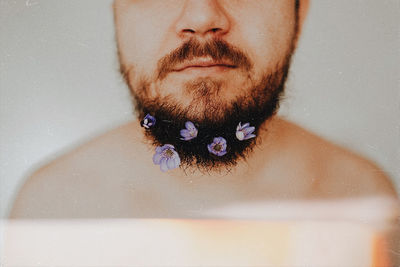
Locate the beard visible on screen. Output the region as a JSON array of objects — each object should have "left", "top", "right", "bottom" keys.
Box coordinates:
[{"left": 122, "top": 38, "right": 295, "bottom": 172}]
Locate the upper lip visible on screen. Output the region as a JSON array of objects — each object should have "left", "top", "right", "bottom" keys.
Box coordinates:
[{"left": 173, "top": 58, "right": 236, "bottom": 71}]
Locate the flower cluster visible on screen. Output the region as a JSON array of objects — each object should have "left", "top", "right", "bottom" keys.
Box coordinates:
[{"left": 146, "top": 117, "right": 257, "bottom": 171}]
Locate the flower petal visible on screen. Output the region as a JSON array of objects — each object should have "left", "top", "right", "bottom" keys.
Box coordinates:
[
  {"left": 180, "top": 129, "right": 190, "bottom": 138},
  {"left": 153, "top": 152, "right": 162, "bottom": 164},
  {"left": 185, "top": 121, "right": 196, "bottom": 131},
  {"left": 173, "top": 155, "right": 181, "bottom": 167},
  {"left": 207, "top": 144, "right": 214, "bottom": 154},
  {"left": 167, "top": 158, "right": 176, "bottom": 170},
  {"left": 244, "top": 134, "right": 256, "bottom": 140},
  {"left": 242, "top": 122, "right": 250, "bottom": 129},
  {"left": 237, "top": 122, "right": 242, "bottom": 131},
  {"left": 236, "top": 131, "right": 245, "bottom": 141},
  {"left": 163, "top": 144, "right": 175, "bottom": 150},
  {"left": 214, "top": 137, "right": 226, "bottom": 145},
  {"left": 243, "top": 126, "right": 255, "bottom": 135},
  {"left": 217, "top": 150, "right": 227, "bottom": 156},
  {"left": 221, "top": 143, "right": 227, "bottom": 151},
  {"left": 160, "top": 158, "right": 169, "bottom": 172}
]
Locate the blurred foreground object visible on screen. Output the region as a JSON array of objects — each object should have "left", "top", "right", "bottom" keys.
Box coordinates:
[{"left": 4, "top": 197, "right": 399, "bottom": 266}]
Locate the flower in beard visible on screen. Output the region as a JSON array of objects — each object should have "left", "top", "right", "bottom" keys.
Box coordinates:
[
  {"left": 153, "top": 144, "right": 181, "bottom": 172},
  {"left": 180, "top": 121, "right": 198, "bottom": 141},
  {"left": 207, "top": 137, "right": 227, "bottom": 156},
  {"left": 141, "top": 114, "right": 156, "bottom": 129},
  {"left": 236, "top": 122, "right": 256, "bottom": 141}
]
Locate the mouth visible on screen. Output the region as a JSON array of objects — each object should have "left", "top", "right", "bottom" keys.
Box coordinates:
[{"left": 173, "top": 58, "right": 237, "bottom": 72}]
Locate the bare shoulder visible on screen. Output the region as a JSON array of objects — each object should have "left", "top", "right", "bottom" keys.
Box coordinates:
[
  {"left": 10, "top": 121, "right": 150, "bottom": 219},
  {"left": 276, "top": 118, "right": 398, "bottom": 199},
  {"left": 10, "top": 118, "right": 398, "bottom": 219}
]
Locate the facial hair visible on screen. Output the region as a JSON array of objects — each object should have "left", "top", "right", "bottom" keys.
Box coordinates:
[{"left": 120, "top": 37, "right": 296, "bottom": 172}]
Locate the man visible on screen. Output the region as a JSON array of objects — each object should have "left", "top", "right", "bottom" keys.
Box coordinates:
[{"left": 10, "top": 0, "right": 398, "bottom": 219}]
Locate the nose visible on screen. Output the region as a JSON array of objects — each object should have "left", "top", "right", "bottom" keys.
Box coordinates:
[{"left": 175, "top": 0, "right": 231, "bottom": 38}]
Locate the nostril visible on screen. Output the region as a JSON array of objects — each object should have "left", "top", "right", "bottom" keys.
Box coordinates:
[{"left": 211, "top": 28, "right": 220, "bottom": 33}]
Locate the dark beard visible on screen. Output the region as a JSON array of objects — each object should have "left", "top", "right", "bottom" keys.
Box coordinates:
[
  {"left": 131, "top": 61, "right": 291, "bottom": 172},
  {"left": 120, "top": 34, "right": 297, "bottom": 172}
]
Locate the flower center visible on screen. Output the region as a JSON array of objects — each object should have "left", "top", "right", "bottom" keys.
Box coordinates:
[
  {"left": 214, "top": 144, "right": 222, "bottom": 151},
  {"left": 164, "top": 149, "right": 174, "bottom": 158}
]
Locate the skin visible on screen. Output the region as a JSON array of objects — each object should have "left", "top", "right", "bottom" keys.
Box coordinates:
[{"left": 9, "top": 0, "right": 398, "bottom": 220}]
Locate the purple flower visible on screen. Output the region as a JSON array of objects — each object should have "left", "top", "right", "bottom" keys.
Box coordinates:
[
  {"left": 236, "top": 122, "right": 256, "bottom": 141},
  {"left": 180, "top": 121, "right": 198, "bottom": 141},
  {"left": 141, "top": 114, "right": 156, "bottom": 129},
  {"left": 207, "top": 137, "right": 227, "bottom": 156},
  {"left": 152, "top": 144, "right": 181, "bottom": 172}
]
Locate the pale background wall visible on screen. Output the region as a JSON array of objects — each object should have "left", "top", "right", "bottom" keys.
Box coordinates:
[{"left": 0, "top": 0, "right": 399, "bottom": 218}]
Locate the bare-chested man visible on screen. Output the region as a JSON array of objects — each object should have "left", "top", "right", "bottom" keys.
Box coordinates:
[{"left": 10, "top": 0, "right": 398, "bottom": 220}]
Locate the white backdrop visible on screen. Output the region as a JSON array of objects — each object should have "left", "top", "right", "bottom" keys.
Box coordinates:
[{"left": 1, "top": 0, "right": 399, "bottom": 218}]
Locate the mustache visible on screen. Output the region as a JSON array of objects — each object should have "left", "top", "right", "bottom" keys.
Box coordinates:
[{"left": 157, "top": 38, "right": 253, "bottom": 80}]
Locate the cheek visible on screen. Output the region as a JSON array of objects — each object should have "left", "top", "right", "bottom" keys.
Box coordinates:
[
  {"left": 115, "top": 5, "right": 176, "bottom": 76},
  {"left": 233, "top": 4, "right": 296, "bottom": 71}
]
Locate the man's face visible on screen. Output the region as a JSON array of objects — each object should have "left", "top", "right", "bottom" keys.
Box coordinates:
[
  {"left": 113, "top": 0, "right": 302, "bottom": 169},
  {"left": 114, "top": 0, "right": 298, "bottom": 120}
]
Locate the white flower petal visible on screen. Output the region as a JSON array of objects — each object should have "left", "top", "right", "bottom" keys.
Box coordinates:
[{"left": 236, "top": 131, "right": 245, "bottom": 140}]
